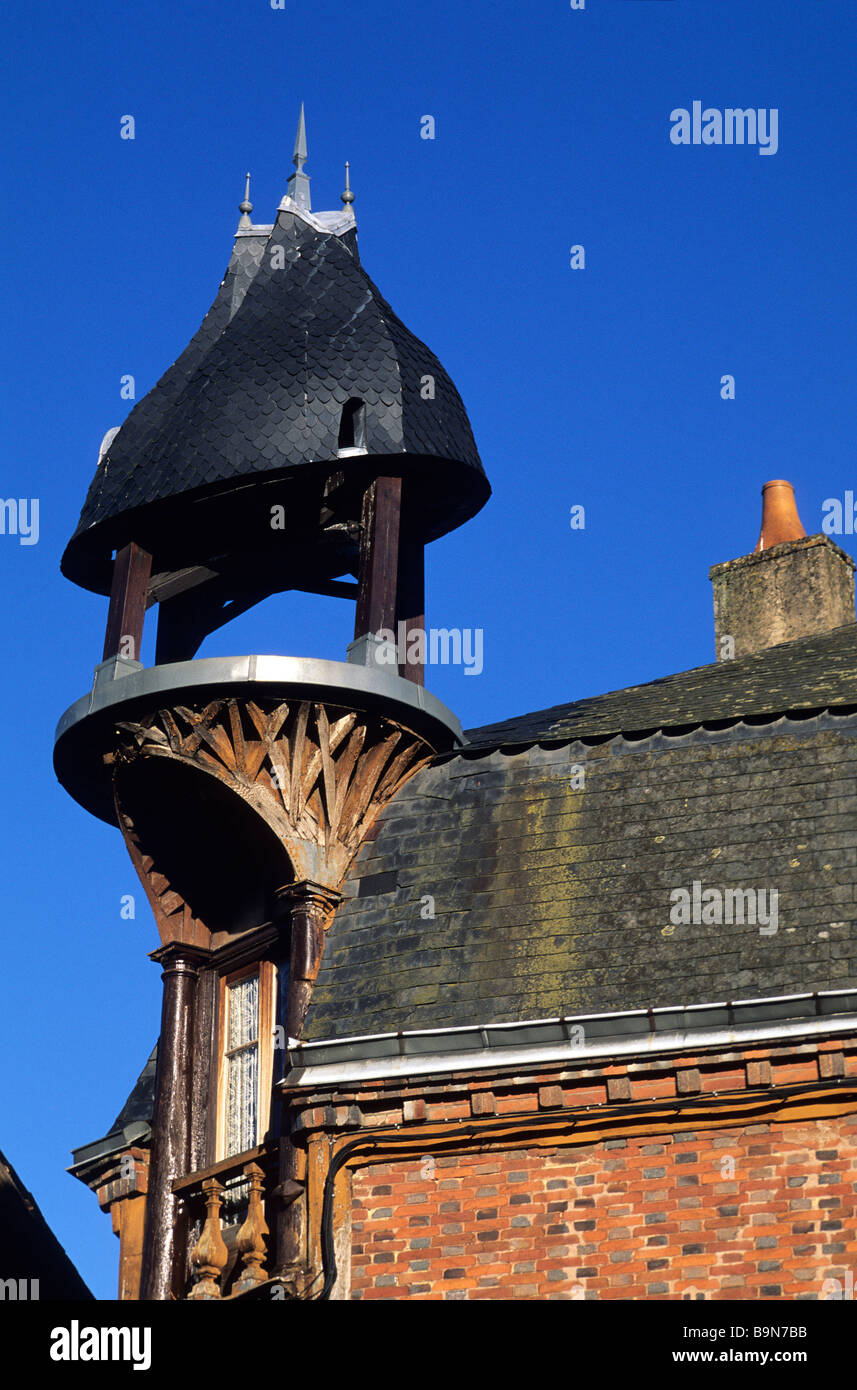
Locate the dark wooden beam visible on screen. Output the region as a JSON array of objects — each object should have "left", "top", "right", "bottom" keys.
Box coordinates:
[
  {"left": 154, "top": 567, "right": 359, "bottom": 665},
  {"left": 155, "top": 578, "right": 269, "bottom": 665},
  {"left": 273, "top": 882, "right": 341, "bottom": 1290},
  {"left": 140, "top": 947, "right": 203, "bottom": 1301},
  {"left": 303, "top": 578, "right": 360, "bottom": 600},
  {"left": 396, "top": 522, "right": 425, "bottom": 687},
  {"left": 354, "top": 476, "right": 402, "bottom": 642},
  {"left": 103, "top": 542, "right": 152, "bottom": 662}
]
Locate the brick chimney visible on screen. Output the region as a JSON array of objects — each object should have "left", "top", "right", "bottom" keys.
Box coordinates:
[{"left": 709, "top": 481, "right": 856, "bottom": 660}]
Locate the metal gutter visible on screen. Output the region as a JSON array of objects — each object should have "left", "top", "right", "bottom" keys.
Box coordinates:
[
  {"left": 67, "top": 1120, "right": 151, "bottom": 1178},
  {"left": 281, "top": 989, "right": 857, "bottom": 1089}
]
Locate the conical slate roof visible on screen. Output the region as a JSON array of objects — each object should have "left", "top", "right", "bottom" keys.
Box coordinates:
[{"left": 63, "top": 196, "right": 490, "bottom": 594}]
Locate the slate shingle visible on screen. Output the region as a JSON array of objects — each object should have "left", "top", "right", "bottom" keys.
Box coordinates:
[
  {"left": 306, "top": 626, "right": 857, "bottom": 1039},
  {"left": 466, "top": 624, "right": 857, "bottom": 749},
  {"left": 62, "top": 210, "right": 490, "bottom": 592}
]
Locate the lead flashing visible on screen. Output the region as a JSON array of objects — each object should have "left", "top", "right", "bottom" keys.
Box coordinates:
[
  {"left": 281, "top": 989, "right": 857, "bottom": 1089},
  {"left": 55, "top": 654, "right": 463, "bottom": 823}
]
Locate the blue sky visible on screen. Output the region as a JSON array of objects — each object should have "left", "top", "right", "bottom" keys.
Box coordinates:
[{"left": 2, "top": 0, "right": 856, "bottom": 1297}]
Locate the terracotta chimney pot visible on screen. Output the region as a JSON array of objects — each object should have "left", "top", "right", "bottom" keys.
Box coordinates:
[
  {"left": 754, "top": 479, "right": 806, "bottom": 552},
  {"left": 711, "top": 479, "right": 855, "bottom": 660}
]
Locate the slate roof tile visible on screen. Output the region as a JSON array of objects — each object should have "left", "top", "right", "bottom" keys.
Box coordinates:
[
  {"left": 63, "top": 208, "right": 490, "bottom": 591},
  {"left": 306, "top": 627, "right": 857, "bottom": 1039},
  {"left": 466, "top": 624, "right": 857, "bottom": 749}
]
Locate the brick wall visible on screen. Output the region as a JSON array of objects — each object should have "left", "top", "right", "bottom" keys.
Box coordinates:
[{"left": 349, "top": 1116, "right": 857, "bottom": 1300}]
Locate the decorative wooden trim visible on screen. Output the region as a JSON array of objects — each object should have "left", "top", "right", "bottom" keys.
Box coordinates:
[
  {"left": 187, "top": 1178, "right": 228, "bottom": 1300},
  {"left": 234, "top": 1163, "right": 270, "bottom": 1293},
  {"left": 117, "top": 795, "right": 211, "bottom": 951},
  {"left": 113, "top": 696, "right": 436, "bottom": 913},
  {"left": 329, "top": 1083, "right": 857, "bottom": 1163},
  {"left": 172, "top": 1144, "right": 273, "bottom": 1195}
]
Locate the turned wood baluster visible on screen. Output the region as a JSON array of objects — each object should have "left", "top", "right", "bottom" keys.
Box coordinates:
[
  {"left": 235, "top": 1162, "right": 270, "bottom": 1292},
  {"left": 188, "top": 1178, "right": 228, "bottom": 1300}
]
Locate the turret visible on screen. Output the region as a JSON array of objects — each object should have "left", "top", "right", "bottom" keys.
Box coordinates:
[{"left": 56, "top": 111, "right": 489, "bottom": 1301}]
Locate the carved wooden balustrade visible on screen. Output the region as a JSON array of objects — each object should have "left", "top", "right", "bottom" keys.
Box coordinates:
[{"left": 173, "top": 1146, "right": 277, "bottom": 1300}]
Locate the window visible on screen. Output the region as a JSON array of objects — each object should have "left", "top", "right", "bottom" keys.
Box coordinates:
[
  {"left": 218, "top": 963, "right": 278, "bottom": 1160},
  {"left": 337, "top": 398, "right": 367, "bottom": 456}
]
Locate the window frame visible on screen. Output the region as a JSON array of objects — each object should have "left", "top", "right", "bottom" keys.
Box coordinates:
[{"left": 215, "top": 960, "right": 278, "bottom": 1162}]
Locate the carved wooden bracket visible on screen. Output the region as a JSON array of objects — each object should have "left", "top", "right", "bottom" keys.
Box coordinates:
[{"left": 111, "top": 695, "right": 437, "bottom": 948}]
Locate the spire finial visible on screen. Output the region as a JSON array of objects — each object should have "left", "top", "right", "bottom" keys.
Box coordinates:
[
  {"left": 286, "top": 103, "right": 311, "bottom": 212},
  {"left": 238, "top": 171, "right": 253, "bottom": 228},
  {"left": 341, "top": 160, "right": 355, "bottom": 209},
  {"left": 293, "top": 102, "right": 308, "bottom": 172}
]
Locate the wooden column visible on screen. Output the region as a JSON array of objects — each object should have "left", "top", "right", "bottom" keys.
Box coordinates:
[
  {"left": 111, "top": 1194, "right": 147, "bottom": 1301},
  {"left": 273, "top": 882, "right": 340, "bottom": 1288},
  {"left": 140, "top": 946, "right": 202, "bottom": 1301},
  {"left": 396, "top": 515, "right": 425, "bottom": 686},
  {"left": 103, "top": 541, "right": 152, "bottom": 663},
  {"left": 354, "top": 477, "right": 402, "bottom": 643},
  {"left": 283, "top": 882, "right": 342, "bottom": 1041}
]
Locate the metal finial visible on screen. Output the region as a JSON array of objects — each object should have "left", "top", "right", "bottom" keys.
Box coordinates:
[
  {"left": 341, "top": 160, "right": 355, "bottom": 207},
  {"left": 238, "top": 171, "right": 253, "bottom": 229},
  {"left": 286, "top": 104, "right": 311, "bottom": 211},
  {"left": 293, "top": 102, "right": 308, "bottom": 172}
]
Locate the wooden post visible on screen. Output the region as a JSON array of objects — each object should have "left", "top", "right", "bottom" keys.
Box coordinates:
[
  {"left": 273, "top": 882, "right": 340, "bottom": 1289},
  {"left": 110, "top": 1194, "right": 147, "bottom": 1301},
  {"left": 140, "top": 947, "right": 201, "bottom": 1301},
  {"left": 354, "top": 477, "right": 402, "bottom": 644},
  {"left": 283, "top": 883, "right": 342, "bottom": 1041},
  {"left": 103, "top": 542, "right": 152, "bottom": 663},
  {"left": 396, "top": 516, "right": 425, "bottom": 686}
]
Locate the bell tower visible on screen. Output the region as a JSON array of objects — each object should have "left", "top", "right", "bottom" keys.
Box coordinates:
[{"left": 56, "top": 112, "right": 490, "bottom": 1301}]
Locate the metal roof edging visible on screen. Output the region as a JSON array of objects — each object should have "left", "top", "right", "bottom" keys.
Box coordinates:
[{"left": 280, "top": 1012, "right": 857, "bottom": 1091}]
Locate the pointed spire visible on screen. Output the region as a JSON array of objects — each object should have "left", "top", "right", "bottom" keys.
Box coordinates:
[
  {"left": 293, "top": 102, "right": 307, "bottom": 172},
  {"left": 238, "top": 172, "right": 253, "bottom": 229},
  {"left": 286, "top": 103, "right": 311, "bottom": 211},
  {"left": 341, "top": 161, "right": 355, "bottom": 209}
]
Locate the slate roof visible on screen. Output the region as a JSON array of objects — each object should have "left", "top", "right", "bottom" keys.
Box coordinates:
[
  {"left": 305, "top": 624, "right": 857, "bottom": 1038},
  {"left": 63, "top": 206, "right": 490, "bottom": 593},
  {"left": 465, "top": 623, "right": 857, "bottom": 749},
  {"left": 0, "top": 1149, "right": 93, "bottom": 1298}
]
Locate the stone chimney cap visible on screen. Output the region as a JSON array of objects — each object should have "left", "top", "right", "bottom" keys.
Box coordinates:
[{"left": 754, "top": 480, "right": 806, "bottom": 552}]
